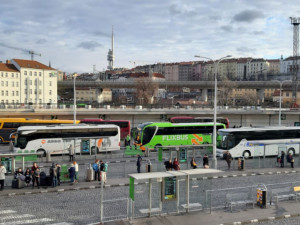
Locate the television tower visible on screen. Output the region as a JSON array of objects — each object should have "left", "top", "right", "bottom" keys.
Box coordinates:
[
  {"left": 290, "top": 17, "right": 300, "bottom": 107},
  {"left": 107, "top": 26, "right": 115, "bottom": 70}
]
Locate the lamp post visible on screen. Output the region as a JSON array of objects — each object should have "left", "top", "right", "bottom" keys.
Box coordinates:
[
  {"left": 272, "top": 80, "right": 292, "bottom": 126},
  {"left": 73, "top": 73, "right": 78, "bottom": 124},
  {"left": 194, "top": 55, "right": 232, "bottom": 169}
]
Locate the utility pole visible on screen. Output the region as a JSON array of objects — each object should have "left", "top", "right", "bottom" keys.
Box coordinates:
[{"left": 290, "top": 17, "right": 300, "bottom": 107}]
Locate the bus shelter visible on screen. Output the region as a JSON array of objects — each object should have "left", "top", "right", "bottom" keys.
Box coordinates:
[
  {"left": 0, "top": 152, "right": 43, "bottom": 173},
  {"left": 128, "top": 168, "right": 222, "bottom": 220}
]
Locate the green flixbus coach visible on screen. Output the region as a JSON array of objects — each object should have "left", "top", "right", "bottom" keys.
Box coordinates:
[{"left": 134, "top": 122, "right": 226, "bottom": 151}]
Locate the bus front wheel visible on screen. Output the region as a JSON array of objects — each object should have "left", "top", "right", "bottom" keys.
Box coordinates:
[
  {"left": 243, "top": 150, "right": 251, "bottom": 159},
  {"left": 37, "top": 149, "right": 46, "bottom": 157}
]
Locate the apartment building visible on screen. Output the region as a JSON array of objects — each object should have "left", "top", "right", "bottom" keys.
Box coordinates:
[
  {"left": 0, "top": 59, "right": 57, "bottom": 104},
  {"left": 246, "top": 58, "right": 268, "bottom": 80},
  {"left": 76, "top": 87, "right": 112, "bottom": 103},
  {"left": 164, "top": 63, "right": 179, "bottom": 81},
  {"left": 280, "top": 56, "right": 300, "bottom": 74}
]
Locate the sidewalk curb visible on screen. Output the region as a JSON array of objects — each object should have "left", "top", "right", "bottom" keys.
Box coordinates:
[{"left": 1, "top": 168, "right": 299, "bottom": 197}]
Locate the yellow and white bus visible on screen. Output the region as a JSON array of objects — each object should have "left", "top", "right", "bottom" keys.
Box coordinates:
[
  {"left": 13, "top": 124, "right": 120, "bottom": 156},
  {"left": 0, "top": 118, "right": 79, "bottom": 143}
]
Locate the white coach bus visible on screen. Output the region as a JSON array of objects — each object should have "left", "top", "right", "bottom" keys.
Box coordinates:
[
  {"left": 216, "top": 127, "right": 300, "bottom": 158},
  {"left": 13, "top": 124, "right": 120, "bottom": 156}
]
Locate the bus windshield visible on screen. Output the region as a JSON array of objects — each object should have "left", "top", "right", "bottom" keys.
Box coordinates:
[
  {"left": 218, "top": 131, "right": 236, "bottom": 150},
  {"left": 142, "top": 126, "right": 157, "bottom": 145}
]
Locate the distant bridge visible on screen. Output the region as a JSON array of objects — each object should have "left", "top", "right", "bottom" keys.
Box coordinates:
[{"left": 58, "top": 80, "right": 295, "bottom": 89}]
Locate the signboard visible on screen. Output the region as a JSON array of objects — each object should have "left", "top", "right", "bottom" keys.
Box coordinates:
[
  {"left": 129, "top": 177, "right": 134, "bottom": 200},
  {"left": 81, "top": 139, "right": 90, "bottom": 153},
  {"left": 162, "top": 176, "right": 177, "bottom": 201},
  {"left": 178, "top": 148, "right": 187, "bottom": 163}
]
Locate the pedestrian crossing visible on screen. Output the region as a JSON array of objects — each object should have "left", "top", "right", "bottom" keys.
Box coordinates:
[{"left": 0, "top": 210, "right": 74, "bottom": 225}]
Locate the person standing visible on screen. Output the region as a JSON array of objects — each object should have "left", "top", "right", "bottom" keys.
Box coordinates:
[
  {"left": 56, "top": 164, "right": 61, "bottom": 186},
  {"left": 125, "top": 134, "right": 131, "bottom": 146},
  {"left": 191, "top": 157, "right": 197, "bottom": 169},
  {"left": 164, "top": 159, "right": 173, "bottom": 171},
  {"left": 0, "top": 164, "right": 7, "bottom": 190},
  {"left": 31, "top": 162, "right": 40, "bottom": 189},
  {"left": 203, "top": 154, "right": 209, "bottom": 168},
  {"left": 287, "top": 153, "right": 294, "bottom": 168},
  {"left": 225, "top": 151, "right": 232, "bottom": 170},
  {"left": 93, "top": 160, "right": 100, "bottom": 181},
  {"left": 136, "top": 155, "right": 142, "bottom": 173},
  {"left": 280, "top": 151, "right": 285, "bottom": 168},
  {"left": 69, "top": 144, "right": 74, "bottom": 162},
  {"left": 73, "top": 161, "right": 79, "bottom": 182},
  {"left": 68, "top": 164, "right": 75, "bottom": 184},
  {"left": 100, "top": 160, "right": 108, "bottom": 184},
  {"left": 173, "top": 158, "right": 180, "bottom": 171},
  {"left": 49, "top": 163, "right": 58, "bottom": 188}
]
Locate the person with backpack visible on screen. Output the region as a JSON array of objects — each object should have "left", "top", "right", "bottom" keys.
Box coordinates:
[
  {"left": 49, "top": 163, "right": 58, "bottom": 188},
  {"left": 100, "top": 160, "right": 108, "bottom": 184},
  {"left": 93, "top": 160, "right": 100, "bottom": 181}
]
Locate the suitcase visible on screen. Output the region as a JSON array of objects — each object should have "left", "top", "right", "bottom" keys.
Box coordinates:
[
  {"left": 86, "top": 168, "right": 94, "bottom": 181},
  {"left": 12, "top": 179, "right": 25, "bottom": 189},
  {"left": 46, "top": 176, "right": 52, "bottom": 186}
]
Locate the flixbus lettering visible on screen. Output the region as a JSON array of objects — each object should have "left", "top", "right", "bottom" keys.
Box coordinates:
[{"left": 162, "top": 135, "right": 188, "bottom": 141}]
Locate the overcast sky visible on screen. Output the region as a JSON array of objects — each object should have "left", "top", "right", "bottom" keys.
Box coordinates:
[{"left": 0, "top": 0, "right": 299, "bottom": 73}]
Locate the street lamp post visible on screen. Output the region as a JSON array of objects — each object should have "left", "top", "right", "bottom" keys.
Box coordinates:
[
  {"left": 194, "top": 55, "right": 232, "bottom": 169},
  {"left": 73, "top": 73, "right": 78, "bottom": 124},
  {"left": 272, "top": 80, "right": 292, "bottom": 126}
]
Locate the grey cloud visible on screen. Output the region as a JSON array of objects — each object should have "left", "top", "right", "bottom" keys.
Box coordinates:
[
  {"left": 253, "top": 31, "right": 265, "bottom": 35},
  {"left": 236, "top": 46, "right": 256, "bottom": 53},
  {"left": 233, "top": 10, "right": 264, "bottom": 22},
  {"left": 94, "top": 31, "right": 110, "bottom": 37},
  {"left": 169, "top": 4, "right": 182, "bottom": 15},
  {"left": 36, "top": 39, "right": 47, "bottom": 44},
  {"left": 78, "top": 41, "right": 103, "bottom": 50},
  {"left": 221, "top": 25, "right": 233, "bottom": 32}
]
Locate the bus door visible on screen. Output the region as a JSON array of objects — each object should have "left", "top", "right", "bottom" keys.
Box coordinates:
[{"left": 278, "top": 144, "right": 287, "bottom": 156}]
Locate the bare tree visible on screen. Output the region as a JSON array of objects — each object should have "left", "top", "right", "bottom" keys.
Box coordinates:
[
  {"left": 134, "top": 78, "right": 159, "bottom": 104},
  {"left": 218, "top": 78, "right": 237, "bottom": 106}
]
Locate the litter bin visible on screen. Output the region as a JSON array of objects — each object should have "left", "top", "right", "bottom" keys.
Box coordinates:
[
  {"left": 1, "top": 157, "right": 12, "bottom": 173},
  {"left": 238, "top": 157, "right": 245, "bottom": 170},
  {"left": 257, "top": 184, "right": 267, "bottom": 208}
]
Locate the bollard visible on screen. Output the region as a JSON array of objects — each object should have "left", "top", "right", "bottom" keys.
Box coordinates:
[{"left": 46, "top": 152, "right": 51, "bottom": 162}]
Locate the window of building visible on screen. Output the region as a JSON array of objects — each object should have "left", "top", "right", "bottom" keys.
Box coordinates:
[
  {"left": 39, "top": 90, "right": 42, "bottom": 95},
  {"left": 29, "top": 71, "right": 32, "bottom": 76},
  {"left": 1, "top": 81, "right": 3, "bottom": 86},
  {"left": 24, "top": 98, "right": 27, "bottom": 103},
  {"left": 16, "top": 82, "right": 19, "bottom": 87},
  {"left": 24, "top": 80, "right": 27, "bottom": 85},
  {"left": 34, "top": 72, "right": 37, "bottom": 76},
  {"left": 6, "top": 91, "right": 8, "bottom": 96},
  {"left": 24, "top": 89, "right": 27, "bottom": 94},
  {"left": 30, "top": 89, "right": 32, "bottom": 94},
  {"left": 6, "top": 81, "right": 8, "bottom": 86},
  {"left": 16, "top": 100, "right": 19, "bottom": 104},
  {"left": 24, "top": 71, "right": 27, "bottom": 75},
  {"left": 16, "top": 73, "right": 18, "bottom": 78},
  {"left": 5, "top": 73, "right": 8, "bottom": 77},
  {"left": 49, "top": 81, "right": 52, "bottom": 86},
  {"left": 12, "top": 73, "right": 14, "bottom": 78},
  {"left": 1, "top": 72, "right": 3, "bottom": 77},
  {"left": 39, "top": 99, "right": 42, "bottom": 104},
  {"left": 12, "top": 81, "right": 14, "bottom": 87},
  {"left": 49, "top": 90, "right": 52, "bottom": 95},
  {"left": 286, "top": 92, "right": 290, "bottom": 97},
  {"left": 39, "top": 72, "right": 42, "bottom": 77},
  {"left": 12, "top": 91, "right": 14, "bottom": 96},
  {"left": 30, "top": 80, "right": 32, "bottom": 85},
  {"left": 16, "top": 91, "right": 19, "bottom": 96}
]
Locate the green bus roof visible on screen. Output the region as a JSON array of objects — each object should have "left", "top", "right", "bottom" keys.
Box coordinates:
[{"left": 142, "top": 122, "right": 226, "bottom": 128}]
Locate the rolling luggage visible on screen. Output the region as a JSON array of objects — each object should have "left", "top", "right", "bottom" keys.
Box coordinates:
[
  {"left": 12, "top": 179, "right": 25, "bottom": 189},
  {"left": 86, "top": 168, "right": 94, "bottom": 181}
]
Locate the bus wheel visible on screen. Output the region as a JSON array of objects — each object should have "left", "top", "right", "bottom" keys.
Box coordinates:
[
  {"left": 37, "top": 149, "right": 46, "bottom": 157},
  {"left": 243, "top": 150, "right": 251, "bottom": 159},
  {"left": 287, "top": 148, "right": 295, "bottom": 155}
]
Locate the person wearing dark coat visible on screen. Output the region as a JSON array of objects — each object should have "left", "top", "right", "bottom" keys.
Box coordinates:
[
  {"left": 280, "top": 151, "right": 285, "bottom": 168},
  {"left": 136, "top": 155, "right": 142, "bottom": 173},
  {"left": 56, "top": 164, "right": 61, "bottom": 186},
  {"left": 68, "top": 164, "right": 76, "bottom": 184},
  {"left": 203, "top": 154, "right": 209, "bottom": 168},
  {"left": 164, "top": 159, "right": 173, "bottom": 171}
]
